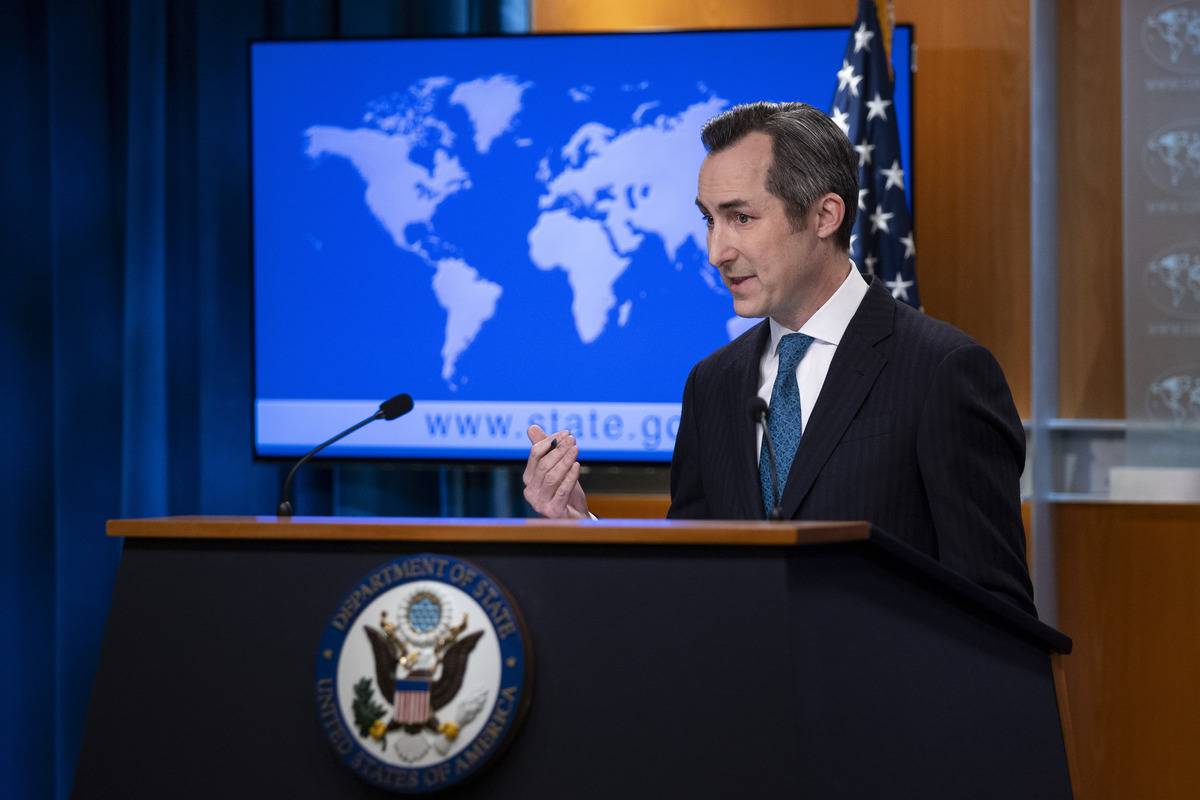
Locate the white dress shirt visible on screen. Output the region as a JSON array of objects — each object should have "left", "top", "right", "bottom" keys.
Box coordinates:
[{"left": 755, "top": 264, "right": 869, "bottom": 461}]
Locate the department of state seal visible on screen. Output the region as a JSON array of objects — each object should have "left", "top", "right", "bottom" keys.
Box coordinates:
[{"left": 315, "top": 554, "right": 531, "bottom": 794}]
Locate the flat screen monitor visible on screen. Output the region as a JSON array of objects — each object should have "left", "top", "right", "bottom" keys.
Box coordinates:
[{"left": 251, "top": 26, "right": 913, "bottom": 462}]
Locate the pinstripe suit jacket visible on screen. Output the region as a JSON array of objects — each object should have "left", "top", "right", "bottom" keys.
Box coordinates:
[{"left": 667, "top": 279, "right": 1036, "bottom": 615}]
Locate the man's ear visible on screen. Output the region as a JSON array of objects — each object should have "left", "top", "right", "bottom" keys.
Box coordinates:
[{"left": 813, "top": 192, "right": 846, "bottom": 241}]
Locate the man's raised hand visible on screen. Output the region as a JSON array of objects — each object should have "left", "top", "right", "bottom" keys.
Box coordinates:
[{"left": 522, "top": 425, "right": 590, "bottom": 519}]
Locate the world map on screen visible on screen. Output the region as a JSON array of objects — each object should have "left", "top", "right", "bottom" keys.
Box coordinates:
[{"left": 304, "top": 76, "right": 738, "bottom": 390}]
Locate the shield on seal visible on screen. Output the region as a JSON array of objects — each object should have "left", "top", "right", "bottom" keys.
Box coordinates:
[{"left": 393, "top": 677, "right": 432, "bottom": 724}]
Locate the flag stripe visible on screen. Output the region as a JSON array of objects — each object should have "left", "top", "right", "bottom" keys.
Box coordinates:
[{"left": 394, "top": 679, "right": 431, "bottom": 723}]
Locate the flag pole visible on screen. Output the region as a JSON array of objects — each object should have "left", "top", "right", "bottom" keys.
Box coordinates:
[{"left": 881, "top": 0, "right": 895, "bottom": 80}]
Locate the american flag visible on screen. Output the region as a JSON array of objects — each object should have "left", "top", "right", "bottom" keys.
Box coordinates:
[
  {"left": 831, "top": 0, "right": 920, "bottom": 307},
  {"left": 393, "top": 678, "right": 431, "bottom": 724}
]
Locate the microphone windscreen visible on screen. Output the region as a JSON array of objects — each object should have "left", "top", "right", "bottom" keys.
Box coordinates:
[
  {"left": 379, "top": 393, "right": 414, "bottom": 421},
  {"left": 747, "top": 396, "right": 768, "bottom": 422}
]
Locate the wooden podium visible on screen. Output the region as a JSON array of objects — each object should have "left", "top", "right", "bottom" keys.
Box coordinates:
[{"left": 74, "top": 517, "right": 1073, "bottom": 799}]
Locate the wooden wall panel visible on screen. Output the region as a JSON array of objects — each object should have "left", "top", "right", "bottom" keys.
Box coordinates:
[
  {"left": 1057, "top": 503, "right": 1200, "bottom": 800},
  {"left": 1057, "top": 0, "right": 1123, "bottom": 419},
  {"left": 533, "top": 0, "right": 1033, "bottom": 415},
  {"left": 587, "top": 493, "right": 671, "bottom": 519}
]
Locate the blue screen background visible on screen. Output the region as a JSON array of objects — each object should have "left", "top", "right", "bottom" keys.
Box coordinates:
[{"left": 252, "top": 27, "right": 912, "bottom": 460}]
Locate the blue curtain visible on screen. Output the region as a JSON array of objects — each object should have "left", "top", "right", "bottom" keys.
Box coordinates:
[{"left": 1, "top": 2, "right": 529, "bottom": 797}]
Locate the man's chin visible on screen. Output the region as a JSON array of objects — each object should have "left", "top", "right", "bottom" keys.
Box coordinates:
[{"left": 731, "top": 300, "right": 764, "bottom": 319}]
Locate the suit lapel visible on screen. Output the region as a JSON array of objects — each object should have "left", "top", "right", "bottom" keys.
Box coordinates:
[
  {"left": 727, "top": 321, "right": 770, "bottom": 519},
  {"left": 779, "top": 281, "right": 895, "bottom": 518}
]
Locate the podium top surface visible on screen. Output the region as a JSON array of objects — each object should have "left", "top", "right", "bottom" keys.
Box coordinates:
[
  {"left": 107, "top": 515, "right": 1070, "bottom": 653},
  {"left": 106, "top": 515, "right": 869, "bottom": 546}
]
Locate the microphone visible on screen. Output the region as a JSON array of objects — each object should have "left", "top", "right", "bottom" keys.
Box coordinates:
[
  {"left": 748, "top": 397, "right": 783, "bottom": 521},
  {"left": 276, "top": 393, "right": 414, "bottom": 516},
  {"left": 378, "top": 393, "right": 414, "bottom": 421}
]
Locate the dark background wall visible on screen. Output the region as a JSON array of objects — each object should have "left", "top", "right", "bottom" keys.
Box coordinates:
[{"left": 1, "top": 3, "right": 526, "bottom": 798}]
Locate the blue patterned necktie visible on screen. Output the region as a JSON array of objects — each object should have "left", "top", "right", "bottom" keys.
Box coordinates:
[{"left": 759, "top": 332, "right": 815, "bottom": 518}]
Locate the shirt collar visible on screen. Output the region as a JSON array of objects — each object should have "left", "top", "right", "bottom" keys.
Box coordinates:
[{"left": 767, "top": 262, "right": 869, "bottom": 354}]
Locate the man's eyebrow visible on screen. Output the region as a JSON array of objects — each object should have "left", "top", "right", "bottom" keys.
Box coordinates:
[{"left": 694, "top": 198, "right": 751, "bottom": 213}]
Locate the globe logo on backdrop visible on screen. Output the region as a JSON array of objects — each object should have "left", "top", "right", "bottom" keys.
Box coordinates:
[
  {"left": 1146, "top": 369, "right": 1200, "bottom": 423},
  {"left": 1144, "top": 243, "right": 1200, "bottom": 318},
  {"left": 1142, "top": 3, "right": 1200, "bottom": 73},
  {"left": 1143, "top": 119, "right": 1200, "bottom": 195}
]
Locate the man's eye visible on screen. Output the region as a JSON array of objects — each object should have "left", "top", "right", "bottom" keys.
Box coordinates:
[
  {"left": 702, "top": 214, "right": 714, "bottom": 228},
  {"left": 735, "top": 213, "right": 751, "bottom": 224}
]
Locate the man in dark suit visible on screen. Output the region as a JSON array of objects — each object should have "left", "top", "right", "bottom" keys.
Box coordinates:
[{"left": 523, "top": 102, "right": 1035, "bottom": 615}]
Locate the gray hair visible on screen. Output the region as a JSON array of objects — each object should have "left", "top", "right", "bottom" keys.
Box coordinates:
[{"left": 700, "top": 102, "right": 857, "bottom": 250}]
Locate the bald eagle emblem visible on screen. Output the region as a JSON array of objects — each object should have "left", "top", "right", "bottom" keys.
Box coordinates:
[{"left": 353, "top": 589, "right": 487, "bottom": 762}]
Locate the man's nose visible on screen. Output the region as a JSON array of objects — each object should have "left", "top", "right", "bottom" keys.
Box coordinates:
[{"left": 708, "top": 225, "right": 736, "bottom": 268}]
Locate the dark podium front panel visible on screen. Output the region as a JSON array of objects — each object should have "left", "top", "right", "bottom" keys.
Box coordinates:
[{"left": 74, "top": 519, "right": 1072, "bottom": 799}]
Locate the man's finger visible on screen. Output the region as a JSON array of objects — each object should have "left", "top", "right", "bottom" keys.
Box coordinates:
[
  {"left": 525, "top": 433, "right": 571, "bottom": 488},
  {"left": 528, "top": 427, "right": 569, "bottom": 458},
  {"left": 535, "top": 443, "right": 573, "bottom": 488},
  {"left": 553, "top": 462, "right": 581, "bottom": 502},
  {"left": 526, "top": 425, "right": 555, "bottom": 459},
  {"left": 546, "top": 461, "right": 581, "bottom": 517},
  {"left": 526, "top": 424, "right": 548, "bottom": 444},
  {"left": 523, "top": 426, "right": 558, "bottom": 486},
  {"left": 543, "top": 442, "right": 578, "bottom": 487}
]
